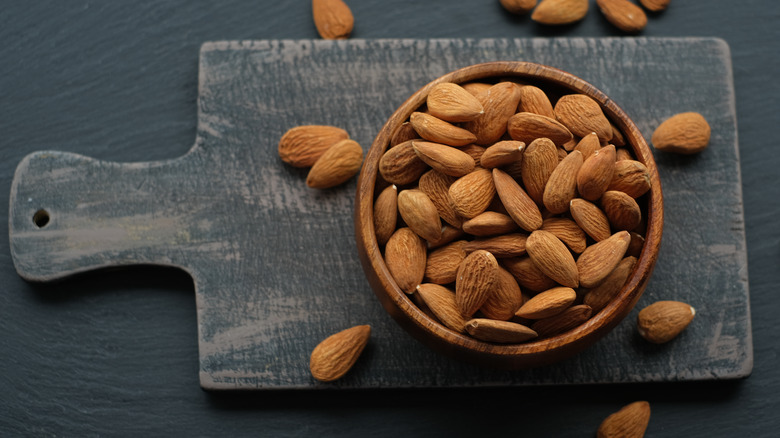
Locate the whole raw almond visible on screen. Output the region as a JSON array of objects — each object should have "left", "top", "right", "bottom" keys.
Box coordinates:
[
  {"left": 309, "top": 325, "right": 370, "bottom": 382},
  {"left": 526, "top": 230, "right": 579, "bottom": 288},
  {"left": 570, "top": 198, "right": 612, "bottom": 242},
  {"left": 418, "top": 169, "right": 463, "bottom": 228},
  {"left": 460, "top": 144, "right": 487, "bottom": 167},
  {"left": 507, "top": 112, "right": 574, "bottom": 146},
  {"left": 610, "top": 123, "right": 627, "bottom": 147},
  {"left": 390, "top": 121, "right": 419, "bottom": 147},
  {"left": 413, "top": 141, "right": 476, "bottom": 177},
  {"left": 531, "top": 304, "right": 592, "bottom": 337},
  {"left": 493, "top": 168, "right": 544, "bottom": 232},
  {"left": 577, "top": 144, "right": 616, "bottom": 201},
  {"left": 397, "top": 189, "right": 442, "bottom": 242},
  {"left": 409, "top": 112, "right": 478, "bottom": 147},
  {"left": 480, "top": 140, "right": 525, "bottom": 168},
  {"left": 531, "top": 0, "right": 589, "bottom": 25},
  {"left": 416, "top": 283, "right": 468, "bottom": 332},
  {"left": 449, "top": 168, "right": 497, "bottom": 219},
  {"left": 462, "top": 211, "right": 519, "bottom": 236},
  {"left": 519, "top": 137, "right": 560, "bottom": 205},
  {"left": 576, "top": 230, "right": 631, "bottom": 288},
  {"left": 651, "top": 112, "right": 711, "bottom": 154},
  {"left": 278, "top": 125, "right": 349, "bottom": 167},
  {"left": 608, "top": 159, "right": 652, "bottom": 198},
  {"left": 543, "top": 150, "right": 584, "bottom": 214},
  {"left": 541, "top": 217, "right": 587, "bottom": 253},
  {"left": 573, "top": 132, "right": 602, "bottom": 159},
  {"left": 517, "top": 85, "right": 556, "bottom": 118},
  {"left": 515, "top": 286, "right": 577, "bottom": 319},
  {"left": 379, "top": 140, "right": 429, "bottom": 186},
  {"left": 627, "top": 231, "right": 645, "bottom": 258},
  {"left": 427, "top": 224, "right": 466, "bottom": 250},
  {"left": 597, "top": 0, "right": 648, "bottom": 33},
  {"left": 583, "top": 256, "right": 637, "bottom": 313},
  {"left": 384, "top": 227, "right": 427, "bottom": 294},
  {"left": 461, "top": 82, "right": 494, "bottom": 97},
  {"left": 597, "top": 401, "right": 651, "bottom": 438},
  {"left": 373, "top": 184, "right": 398, "bottom": 246},
  {"left": 424, "top": 240, "right": 468, "bottom": 284},
  {"left": 480, "top": 266, "right": 526, "bottom": 320},
  {"left": 601, "top": 190, "right": 642, "bottom": 231},
  {"left": 455, "top": 250, "right": 500, "bottom": 317},
  {"left": 637, "top": 300, "right": 695, "bottom": 343},
  {"left": 462, "top": 233, "right": 528, "bottom": 258},
  {"left": 463, "top": 82, "right": 523, "bottom": 145},
  {"left": 306, "top": 139, "right": 364, "bottom": 188},
  {"left": 312, "top": 0, "right": 354, "bottom": 40},
  {"left": 639, "top": 0, "right": 669, "bottom": 11},
  {"left": 616, "top": 146, "right": 634, "bottom": 161},
  {"left": 500, "top": 0, "right": 538, "bottom": 14},
  {"left": 554, "top": 94, "right": 613, "bottom": 143},
  {"left": 465, "top": 318, "right": 538, "bottom": 343},
  {"left": 502, "top": 256, "right": 558, "bottom": 292},
  {"left": 426, "top": 82, "right": 485, "bottom": 123}
]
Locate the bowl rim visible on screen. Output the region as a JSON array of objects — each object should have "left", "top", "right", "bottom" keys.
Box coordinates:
[{"left": 354, "top": 61, "right": 664, "bottom": 367}]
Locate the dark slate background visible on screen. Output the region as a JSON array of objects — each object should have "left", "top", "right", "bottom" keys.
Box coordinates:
[{"left": 1, "top": 1, "right": 777, "bottom": 436}]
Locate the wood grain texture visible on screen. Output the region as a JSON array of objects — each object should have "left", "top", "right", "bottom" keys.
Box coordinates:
[{"left": 8, "top": 38, "right": 750, "bottom": 390}]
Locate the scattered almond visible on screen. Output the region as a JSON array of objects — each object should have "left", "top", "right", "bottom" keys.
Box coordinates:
[
  {"left": 639, "top": 0, "right": 669, "bottom": 11},
  {"left": 306, "top": 139, "right": 364, "bottom": 188},
  {"left": 597, "top": 401, "right": 651, "bottom": 438},
  {"left": 651, "top": 112, "right": 711, "bottom": 154},
  {"left": 597, "top": 0, "right": 648, "bottom": 34},
  {"left": 309, "top": 325, "right": 370, "bottom": 382},
  {"left": 500, "top": 0, "right": 538, "bottom": 15},
  {"left": 531, "top": 0, "right": 590, "bottom": 25},
  {"left": 637, "top": 300, "right": 695, "bottom": 343},
  {"left": 312, "top": 0, "right": 354, "bottom": 40},
  {"left": 278, "top": 125, "right": 349, "bottom": 167}
]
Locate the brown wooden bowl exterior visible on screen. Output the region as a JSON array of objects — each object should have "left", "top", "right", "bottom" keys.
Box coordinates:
[{"left": 354, "top": 62, "right": 663, "bottom": 369}]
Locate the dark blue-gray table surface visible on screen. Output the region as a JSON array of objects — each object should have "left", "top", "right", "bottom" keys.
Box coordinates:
[{"left": 1, "top": 1, "right": 777, "bottom": 436}]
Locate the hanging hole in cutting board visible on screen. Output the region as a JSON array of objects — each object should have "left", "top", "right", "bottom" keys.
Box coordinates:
[{"left": 32, "top": 209, "right": 50, "bottom": 228}]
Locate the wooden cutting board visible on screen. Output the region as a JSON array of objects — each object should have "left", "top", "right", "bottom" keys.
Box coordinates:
[{"left": 9, "top": 38, "right": 751, "bottom": 390}]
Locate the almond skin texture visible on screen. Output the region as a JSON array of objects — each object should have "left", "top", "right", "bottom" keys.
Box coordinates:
[
  {"left": 651, "top": 112, "right": 711, "bottom": 154},
  {"left": 278, "top": 125, "right": 349, "bottom": 167},
  {"left": 576, "top": 230, "right": 631, "bottom": 288},
  {"left": 463, "top": 233, "right": 528, "bottom": 258},
  {"left": 384, "top": 227, "right": 427, "bottom": 294},
  {"left": 426, "top": 82, "right": 484, "bottom": 123},
  {"left": 379, "top": 140, "right": 429, "bottom": 186},
  {"left": 464, "top": 82, "right": 523, "bottom": 145},
  {"left": 515, "top": 286, "right": 577, "bottom": 319},
  {"left": 597, "top": 0, "right": 648, "bottom": 33},
  {"left": 390, "top": 121, "right": 419, "bottom": 147},
  {"left": 608, "top": 159, "right": 652, "bottom": 198},
  {"left": 507, "top": 112, "right": 574, "bottom": 146},
  {"left": 309, "top": 325, "right": 370, "bottom": 382},
  {"left": 541, "top": 217, "right": 587, "bottom": 253},
  {"left": 424, "top": 240, "right": 468, "bottom": 285},
  {"left": 312, "top": 0, "right": 354, "bottom": 40},
  {"left": 531, "top": 0, "right": 589, "bottom": 25},
  {"left": 306, "top": 139, "right": 364, "bottom": 188},
  {"left": 413, "top": 141, "right": 476, "bottom": 177},
  {"left": 397, "top": 189, "right": 442, "bottom": 242},
  {"left": 639, "top": 0, "right": 669, "bottom": 11},
  {"left": 573, "top": 132, "right": 602, "bottom": 159},
  {"left": 543, "top": 150, "right": 584, "bottom": 214},
  {"left": 493, "top": 168, "right": 544, "bottom": 232},
  {"left": 480, "top": 140, "right": 525, "bottom": 169},
  {"left": 480, "top": 266, "right": 526, "bottom": 320},
  {"left": 373, "top": 184, "right": 398, "bottom": 246},
  {"left": 416, "top": 284, "right": 468, "bottom": 332},
  {"left": 531, "top": 304, "right": 592, "bottom": 337},
  {"left": 427, "top": 225, "right": 466, "bottom": 250},
  {"left": 637, "top": 300, "right": 696, "bottom": 343},
  {"left": 462, "top": 211, "right": 519, "bottom": 236},
  {"left": 455, "top": 250, "right": 500, "bottom": 317},
  {"left": 410, "top": 112, "right": 478, "bottom": 147},
  {"left": 519, "top": 137, "right": 560, "bottom": 206},
  {"left": 418, "top": 169, "right": 463, "bottom": 228},
  {"left": 465, "top": 318, "right": 538, "bottom": 343},
  {"left": 577, "top": 144, "right": 616, "bottom": 201},
  {"left": 570, "top": 198, "right": 612, "bottom": 242},
  {"left": 554, "top": 94, "right": 613, "bottom": 143},
  {"left": 526, "top": 230, "right": 579, "bottom": 288},
  {"left": 584, "top": 256, "right": 637, "bottom": 313},
  {"left": 502, "top": 256, "right": 558, "bottom": 292},
  {"left": 500, "top": 0, "right": 538, "bottom": 14},
  {"left": 517, "top": 85, "right": 556, "bottom": 118},
  {"left": 597, "top": 401, "right": 651, "bottom": 438},
  {"left": 449, "top": 168, "right": 497, "bottom": 219},
  {"left": 601, "top": 190, "right": 643, "bottom": 231}
]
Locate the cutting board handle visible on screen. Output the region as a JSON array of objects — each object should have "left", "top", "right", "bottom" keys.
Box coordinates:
[{"left": 9, "top": 150, "right": 197, "bottom": 282}]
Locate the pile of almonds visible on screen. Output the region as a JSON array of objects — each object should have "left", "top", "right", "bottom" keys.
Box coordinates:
[
  {"left": 374, "top": 78, "right": 654, "bottom": 344},
  {"left": 278, "top": 125, "right": 364, "bottom": 189}
]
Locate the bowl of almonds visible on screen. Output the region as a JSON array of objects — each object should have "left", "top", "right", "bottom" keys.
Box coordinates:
[{"left": 354, "top": 61, "right": 663, "bottom": 369}]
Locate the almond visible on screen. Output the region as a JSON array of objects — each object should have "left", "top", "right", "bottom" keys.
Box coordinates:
[
  {"left": 577, "top": 144, "right": 616, "bottom": 201},
  {"left": 597, "top": 0, "right": 648, "bottom": 33},
  {"left": 416, "top": 284, "right": 468, "bottom": 332},
  {"left": 480, "top": 266, "right": 526, "bottom": 320},
  {"left": 515, "top": 286, "right": 577, "bottom": 319},
  {"left": 554, "top": 94, "right": 613, "bottom": 143},
  {"left": 543, "top": 150, "right": 584, "bottom": 214},
  {"left": 460, "top": 144, "right": 487, "bottom": 167},
  {"left": 639, "top": 0, "right": 669, "bottom": 11},
  {"left": 426, "top": 82, "right": 485, "bottom": 123},
  {"left": 384, "top": 227, "right": 427, "bottom": 294},
  {"left": 373, "top": 184, "right": 398, "bottom": 246},
  {"left": 493, "top": 168, "right": 544, "bottom": 232},
  {"left": 637, "top": 300, "right": 695, "bottom": 343},
  {"left": 608, "top": 159, "right": 651, "bottom": 198},
  {"left": 601, "top": 190, "right": 642, "bottom": 231},
  {"left": 409, "top": 112, "right": 478, "bottom": 147},
  {"left": 463, "top": 82, "right": 523, "bottom": 145},
  {"left": 531, "top": 0, "right": 589, "bottom": 25},
  {"left": 541, "top": 217, "right": 587, "bottom": 253},
  {"left": 465, "top": 318, "right": 538, "bottom": 343},
  {"left": 651, "top": 112, "right": 711, "bottom": 154},
  {"left": 616, "top": 146, "right": 634, "bottom": 161},
  {"left": 583, "top": 256, "right": 636, "bottom": 313},
  {"left": 507, "top": 112, "right": 573, "bottom": 145},
  {"left": 427, "top": 224, "right": 466, "bottom": 250},
  {"left": 531, "top": 304, "right": 592, "bottom": 337},
  {"left": 413, "top": 141, "right": 476, "bottom": 177},
  {"left": 461, "top": 82, "right": 494, "bottom": 97},
  {"left": 480, "top": 140, "right": 525, "bottom": 168},
  {"left": 455, "top": 250, "right": 500, "bottom": 317},
  {"left": 379, "top": 140, "right": 429, "bottom": 186},
  {"left": 502, "top": 256, "right": 558, "bottom": 292},
  {"left": 312, "top": 0, "right": 354, "bottom": 40},
  {"left": 573, "top": 132, "right": 602, "bottom": 159},
  {"left": 627, "top": 231, "right": 645, "bottom": 258},
  {"left": 597, "top": 401, "right": 651, "bottom": 438},
  {"left": 390, "top": 121, "right": 419, "bottom": 147},
  {"left": 424, "top": 240, "right": 468, "bottom": 284},
  {"left": 449, "top": 168, "right": 496, "bottom": 219},
  {"left": 278, "top": 125, "right": 349, "bottom": 167},
  {"left": 306, "top": 138, "right": 364, "bottom": 188},
  {"left": 519, "top": 137, "right": 560, "bottom": 205},
  {"left": 309, "top": 325, "right": 370, "bottom": 382},
  {"left": 499, "top": 0, "right": 538, "bottom": 14},
  {"left": 418, "top": 169, "right": 463, "bottom": 228},
  {"left": 570, "top": 198, "right": 612, "bottom": 242},
  {"left": 576, "top": 230, "right": 631, "bottom": 288},
  {"left": 397, "top": 189, "right": 442, "bottom": 242},
  {"left": 517, "top": 85, "right": 556, "bottom": 118},
  {"left": 462, "top": 211, "right": 520, "bottom": 236},
  {"left": 526, "top": 230, "right": 579, "bottom": 288},
  {"left": 463, "top": 233, "right": 528, "bottom": 258}
]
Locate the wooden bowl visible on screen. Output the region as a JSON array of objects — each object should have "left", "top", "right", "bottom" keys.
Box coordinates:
[{"left": 354, "top": 62, "right": 663, "bottom": 369}]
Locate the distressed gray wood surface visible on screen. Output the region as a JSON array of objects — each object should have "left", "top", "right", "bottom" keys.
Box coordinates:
[{"left": 8, "top": 38, "right": 750, "bottom": 390}]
